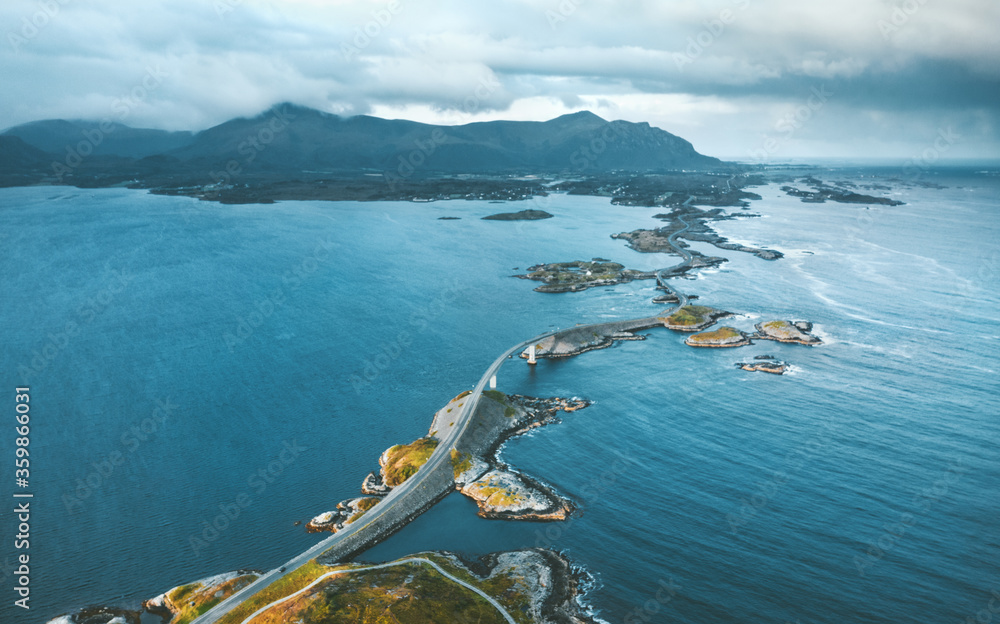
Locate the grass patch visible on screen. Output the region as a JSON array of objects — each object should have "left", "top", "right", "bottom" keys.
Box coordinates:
[
  {"left": 241, "top": 555, "right": 534, "bottom": 624},
  {"left": 452, "top": 390, "right": 472, "bottom": 402},
  {"left": 382, "top": 437, "right": 440, "bottom": 487},
  {"left": 483, "top": 389, "right": 507, "bottom": 404},
  {"left": 166, "top": 575, "right": 260, "bottom": 624},
  {"left": 215, "top": 562, "right": 331, "bottom": 624},
  {"left": 661, "top": 305, "right": 715, "bottom": 326},
  {"left": 451, "top": 449, "right": 473, "bottom": 479},
  {"left": 689, "top": 327, "right": 743, "bottom": 342}
]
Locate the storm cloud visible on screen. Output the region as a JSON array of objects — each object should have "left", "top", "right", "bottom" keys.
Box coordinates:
[{"left": 1, "top": 0, "right": 997, "bottom": 160}]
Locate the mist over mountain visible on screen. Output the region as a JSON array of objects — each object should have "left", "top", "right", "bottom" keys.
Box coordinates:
[{"left": 2, "top": 104, "right": 723, "bottom": 177}]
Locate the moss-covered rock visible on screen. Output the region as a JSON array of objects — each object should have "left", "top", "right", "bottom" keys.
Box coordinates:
[
  {"left": 685, "top": 326, "right": 750, "bottom": 348},
  {"left": 659, "top": 305, "right": 731, "bottom": 331}
]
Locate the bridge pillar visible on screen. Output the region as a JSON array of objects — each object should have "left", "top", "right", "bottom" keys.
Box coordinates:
[
  {"left": 489, "top": 375, "right": 497, "bottom": 390},
  {"left": 528, "top": 345, "right": 537, "bottom": 365}
]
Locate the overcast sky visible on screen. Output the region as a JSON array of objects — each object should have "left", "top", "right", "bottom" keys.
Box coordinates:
[{"left": 2, "top": 0, "right": 997, "bottom": 161}]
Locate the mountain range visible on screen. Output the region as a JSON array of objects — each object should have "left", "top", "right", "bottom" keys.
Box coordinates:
[{"left": 1, "top": 104, "right": 723, "bottom": 180}]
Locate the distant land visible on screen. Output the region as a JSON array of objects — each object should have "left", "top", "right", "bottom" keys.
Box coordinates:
[
  {"left": 1, "top": 104, "right": 720, "bottom": 189},
  {"left": 0, "top": 104, "right": 914, "bottom": 209}
]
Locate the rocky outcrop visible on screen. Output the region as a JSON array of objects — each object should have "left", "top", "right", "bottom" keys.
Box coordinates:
[
  {"left": 516, "top": 260, "right": 656, "bottom": 293},
  {"left": 306, "top": 497, "right": 382, "bottom": 533},
  {"left": 461, "top": 470, "right": 574, "bottom": 521},
  {"left": 483, "top": 209, "right": 553, "bottom": 221},
  {"left": 754, "top": 320, "right": 822, "bottom": 345},
  {"left": 660, "top": 305, "right": 732, "bottom": 332},
  {"left": 521, "top": 317, "right": 663, "bottom": 360},
  {"left": 361, "top": 471, "right": 390, "bottom": 495},
  {"left": 736, "top": 360, "right": 789, "bottom": 374},
  {"left": 685, "top": 326, "right": 751, "bottom": 348}
]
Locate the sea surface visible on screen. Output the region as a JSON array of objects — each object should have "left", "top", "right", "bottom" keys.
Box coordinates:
[{"left": 0, "top": 167, "right": 997, "bottom": 624}]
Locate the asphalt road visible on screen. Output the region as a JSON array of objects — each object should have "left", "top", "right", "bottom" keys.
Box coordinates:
[{"left": 190, "top": 328, "right": 561, "bottom": 624}]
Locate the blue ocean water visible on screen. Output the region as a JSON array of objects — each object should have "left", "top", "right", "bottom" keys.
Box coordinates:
[{"left": 0, "top": 169, "right": 997, "bottom": 624}]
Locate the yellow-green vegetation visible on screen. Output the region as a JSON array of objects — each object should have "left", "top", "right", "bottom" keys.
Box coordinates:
[
  {"left": 347, "top": 510, "right": 365, "bottom": 524},
  {"left": 469, "top": 476, "right": 529, "bottom": 508},
  {"left": 163, "top": 574, "right": 259, "bottom": 624},
  {"left": 356, "top": 497, "right": 380, "bottom": 512},
  {"left": 241, "top": 554, "right": 532, "bottom": 624},
  {"left": 689, "top": 326, "right": 743, "bottom": 342},
  {"left": 215, "top": 561, "right": 331, "bottom": 624},
  {"left": 483, "top": 389, "right": 506, "bottom": 403},
  {"left": 482, "top": 390, "right": 517, "bottom": 417},
  {"left": 527, "top": 260, "right": 625, "bottom": 284},
  {"left": 452, "top": 390, "right": 472, "bottom": 402},
  {"left": 763, "top": 320, "right": 786, "bottom": 330},
  {"left": 451, "top": 449, "right": 473, "bottom": 479},
  {"left": 661, "top": 305, "right": 717, "bottom": 327},
  {"left": 382, "top": 437, "right": 440, "bottom": 487}
]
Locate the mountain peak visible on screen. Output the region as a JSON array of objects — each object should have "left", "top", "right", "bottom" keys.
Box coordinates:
[{"left": 549, "top": 110, "right": 607, "bottom": 125}]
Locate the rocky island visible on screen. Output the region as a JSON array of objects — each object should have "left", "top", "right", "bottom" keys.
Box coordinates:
[
  {"left": 755, "top": 320, "right": 823, "bottom": 345},
  {"left": 515, "top": 259, "right": 656, "bottom": 293},
  {"left": 482, "top": 209, "right": 554, "bottom": 221},
  {"left": 737, "top": 356, "right": 790, "bottom": 375},
  {"left": 781, "top": 176, "right": 904, "bottom": 206},
  {"left": 660, "top": 305, "right": 732, "bottom": 332},
  {"left": 685, "top": 326, "right": 752, "bottom": 348}
]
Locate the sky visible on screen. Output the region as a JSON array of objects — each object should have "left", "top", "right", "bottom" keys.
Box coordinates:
[{"left": 1, "top": 0, "right": 998, "bottom": 162}]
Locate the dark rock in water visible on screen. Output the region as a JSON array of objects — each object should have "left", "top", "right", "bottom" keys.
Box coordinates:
[
  {"left": 737, "top": 360, "right": 789, "bottom": 375},
  {"left": 483, "top": 209, "right": 553, "bottom": 221},
  {"left": 754, "top": 355, "right": 776, "bottom": 360},
  {"left": 437, "top": 216, "right": 461, "bottom": 220}
]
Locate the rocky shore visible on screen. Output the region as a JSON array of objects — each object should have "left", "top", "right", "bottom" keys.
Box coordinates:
[
  {"left": 781, "top": 177, "right": 904, "bottom": 206},
  {"left": 448, "top": 393, "right": 591, "bottom": 521},
  {"left": 611, "top": 205, "right": 783, "bottom": 264},
  {"left": 521, "top": 316, "right": 663, "bottom": 360},
  {"left": 755, "top": 320, "right": 823, "bottom": 345},
  {"left": 737, "top": 356, "right": 790, "bottom": 375}
]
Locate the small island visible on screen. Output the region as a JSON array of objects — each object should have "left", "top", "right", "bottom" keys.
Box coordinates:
[
  {"left": 660, "top": 305, "right": 732, "bottom": 332},
  {"left": 755, "top": 320, "right": 822, "bottom": 345},
  {"left": 781, "top": 177, "right": 904, "bottom": 206},
  {"left": 515, "top": 259, "right": 656, "bottom": 293},
  {"left": 685, "top": 326, "right": 751, "bottom": 348},
  {"left": 736, "top": 357, "right": 789, "bottom": 375},
  {"left": 482, "top": 209, "right": 553, "bottom": 221}
]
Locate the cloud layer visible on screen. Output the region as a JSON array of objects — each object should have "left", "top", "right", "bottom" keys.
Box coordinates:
[{"left": 2, "top": 0, "right": 997, "bottom": 160}]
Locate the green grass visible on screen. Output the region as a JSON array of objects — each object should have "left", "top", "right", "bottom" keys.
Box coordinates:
[
  {"left": 166, "top": 574, "right": 260, "bottom": 624},
  {"left": 239, "top": 554, "right": 535, "bottom": 624},
  {"left": 689, "top": 326, "right": 743, "bottom": 342},
  {"left": 215, "top": 562, "right": 331, "bottom": 624},
  {"left": 661, "top": 305, "right": 715, "bottom": 326},
  {"left": 483, "top": 389, "right": 507, "bottom": 404},
  {"left": 383, "top": 437, "right": 440, "bottom": 487},
  {"left": 451, "top": 449, "right": 473, "bottom": 479}
]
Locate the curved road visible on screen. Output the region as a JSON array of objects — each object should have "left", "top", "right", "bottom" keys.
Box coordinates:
[
  {"left": 193, "top": 216, "right": 697, "bottom": 624},
  {"left": 238, "top": 558, "right": 516, "bottom": 624},
  {"left": 191, "top": 329, "right": 562, "bottom": 624}
]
